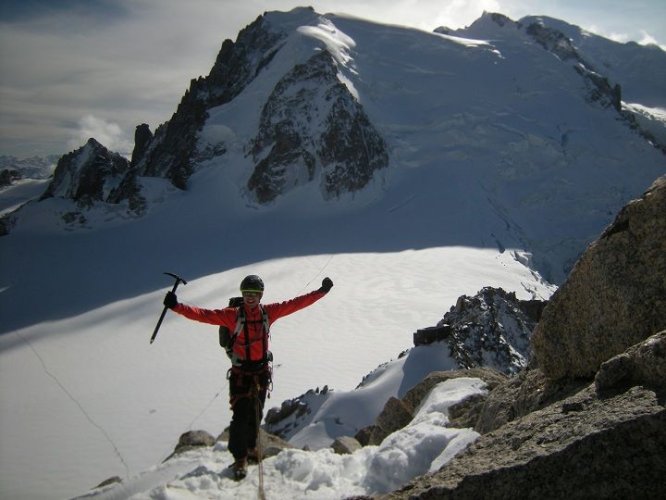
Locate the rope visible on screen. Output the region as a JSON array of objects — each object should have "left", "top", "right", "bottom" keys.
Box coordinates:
[
  {"left": 299, "top": 254, "right": 335, "bottom": 292},
  {"left": 187, "top": 390, "right": 222, "bottom": 430},
  {"left": 253, "top": 381, "right": 267, "bottom": 500},
  {"left": 13, "top": 330, "right": 130, "bottom": 478}
]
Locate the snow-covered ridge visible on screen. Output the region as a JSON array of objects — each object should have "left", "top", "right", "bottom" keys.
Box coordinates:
[{"left": 75, "top": 376, "right": 489, "bottom": 499}]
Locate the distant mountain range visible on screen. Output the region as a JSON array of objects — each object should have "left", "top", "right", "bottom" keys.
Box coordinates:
[{"left": 3, "top": 8, "right": 664, "bottom": 284}]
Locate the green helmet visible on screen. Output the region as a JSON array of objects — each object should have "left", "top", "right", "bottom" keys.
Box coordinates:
[{"left": 240, "top": 274, "right": 264, "bottom": 293}]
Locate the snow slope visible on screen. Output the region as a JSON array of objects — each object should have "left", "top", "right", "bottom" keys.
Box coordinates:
[
  {"left": 76, "top": 377, "right": 486, "bottom": 500},
  {"left": 1, "top": 8, "right": 664, "bottom": 499}
]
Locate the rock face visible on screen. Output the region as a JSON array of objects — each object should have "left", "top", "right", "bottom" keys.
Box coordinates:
[
  {"left": 415, "top": 287, "right": 547, "bottom": 375},
  {"left": 130, "top": 123, "right": 153, "bottom": 168},
  {"left": 41, "top": 138, "right": 135, "bottom": 207},
  {"left": 248, "top": 50, "right": 388, "bottom": 202},
  {"left": 385, "top": 380, "right": 665, "bottom": 499},
  {"left": 532, "top": 176, "right": 666, "bottom": 380},
  {"left": 595, "top": 330, "right": 666, "bottom": 395}
]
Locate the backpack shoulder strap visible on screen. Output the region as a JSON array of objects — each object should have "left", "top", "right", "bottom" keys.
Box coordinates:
[
  {"left": 232, "top": 306, "right": 245, "bottom": 339},
  {"left": 228, "top": 305, "right": 271, "bottom": 360},
  {"left": 260, "top": 305, "right": 270, "bottom": 334}
]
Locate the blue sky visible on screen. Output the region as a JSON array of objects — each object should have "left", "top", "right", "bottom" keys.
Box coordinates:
[{"left": 1, "top": 0, "right": 665, "bottom": 158}]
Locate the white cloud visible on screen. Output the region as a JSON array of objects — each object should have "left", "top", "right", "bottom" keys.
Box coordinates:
[
  {"left": 638, "top": 30, "right": 666, "bottom": 49},
  {"left": 1, "top": 0, "right": 664, "bottom": 158},
  {"left": 68, "top": 115, "right": 133, "bottom": 156},
  {"left": 606, "top": 31, "right": 631, "bottom": 43}
]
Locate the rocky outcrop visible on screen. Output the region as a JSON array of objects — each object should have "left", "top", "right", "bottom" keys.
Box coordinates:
[
  {"left": 524, "top": 20, "right": 583, "bottom": 64},
  {"left": 595, "top": 330, "right": 666, "bottom": 395},
  {"left": 130, "top": 123, "right": 153, "bottom": 167},
  {"left": 39, "top": 138, "right": 145, "bottom": 215},
  {"left": 332, "top": 436, "right": 363, "bottom": 455},
  {"left": 264, "top": 385, "right": 330, "bottom": 439},
  {"left": 0, "top": 168, "right": 21, "bottom": 187},
  {"left": 266, "top": 288, "right": 541, "bottom": 444},
  {"left": 532, "top": 176, "right": 666, "bottom": 380},
  {"left": 356, "top": 369, "right": 507, "bottom": 446},
  {"left": 415, "top": 288, "right": 546, "bottom": 375},
  {"left": 216, "top": 428, "right": 294, "bottom": 460},
  {"left": 41, "top": 139, "right": 133, "bottom": 206},
  {"left": 384, "top": 379, "right": 665, "bottom": 499},
  {"left": 523, "top": 18, "right": 622, "bottom": 111},
  {"left": 248, "top": 50, "right": 388, "bottom": 202}
]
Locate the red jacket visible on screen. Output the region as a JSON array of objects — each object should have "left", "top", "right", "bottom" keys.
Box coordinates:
[{"left": 173, "top": 289, "right": 327, "bottom": 362}]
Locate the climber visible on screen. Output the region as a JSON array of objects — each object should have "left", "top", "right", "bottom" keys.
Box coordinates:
[{"left": 163, "top": 274, "right": 333, "bottom": 479}]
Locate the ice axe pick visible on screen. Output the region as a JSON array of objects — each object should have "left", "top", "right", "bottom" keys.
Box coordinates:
[{"left": 150, "top": 272, "right": 187, "bottom": 344}]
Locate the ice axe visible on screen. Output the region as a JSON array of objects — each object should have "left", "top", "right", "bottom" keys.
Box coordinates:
[{"left": 150, "top": 272, "right": 187, "bottom": 344}]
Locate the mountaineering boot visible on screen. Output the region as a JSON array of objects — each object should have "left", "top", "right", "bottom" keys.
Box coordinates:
[
  {"left": 247, "top": 447, "right": 260, "bottom": 464},
  {"left": 231, "top": 457, "right": 247, "bottom": 480}
]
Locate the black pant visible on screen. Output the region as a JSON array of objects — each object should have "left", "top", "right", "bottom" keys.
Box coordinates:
[{"left": 228, "top": 366, "right": 270, "bottom": 460}]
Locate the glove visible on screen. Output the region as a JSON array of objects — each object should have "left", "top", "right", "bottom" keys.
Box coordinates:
[
  {"left": 319, "top": 277, "right": 333, "bottom": 293},
  {"left": 164, "top": 291, "right": 178, "bottom": 309}
]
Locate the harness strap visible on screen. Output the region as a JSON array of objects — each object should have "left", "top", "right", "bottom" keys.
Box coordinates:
[
  {"left": 230, "top": 305, "right": 270, "bottom": 362},
  {"left": 228, "top": 365, "right": 273, "bottom": 409}
]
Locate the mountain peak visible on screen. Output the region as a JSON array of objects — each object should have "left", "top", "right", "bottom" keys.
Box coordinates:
[{"left": 40, "top": 138, "right": 131, "bottom": 206}]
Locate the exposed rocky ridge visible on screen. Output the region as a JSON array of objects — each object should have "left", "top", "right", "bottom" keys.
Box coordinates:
[
  {"left": 519, "top": 15, "right": 666, "bottom": 109},
  {"left": 384, "top": 376, "right": 665, "bottom": 499},
  {"left": 130, "top": 12, "right": 288, "bottom": 188},
  {"left": 264, "top": 385, "right": 331, "bottom": 440},
  {"left": 532, "top": 175, "right": 666, "bottom": 380},
  {"left": 40, "top": 138, "right": 139, "bottom": 208},
  {"left": 414, "top": 287, "right": 546, "bottom": 375},
  {"left": 458, "top": 13, "right": 665, "bottom": 152},
  {"left": 522, "top": 18, "right": 622, "bottom": 111},
  {"left": 518, "top": 16, "right": 666, "bottom": 151}
]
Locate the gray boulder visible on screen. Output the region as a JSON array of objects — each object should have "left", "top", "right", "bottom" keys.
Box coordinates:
[
  {"left": 164, "top": 430, "right": 216, "bottom": 461},
  {"left": 332, "top": 436, "right": 363, "bottom": 455},
  {"left": 532, "top": 175, "right": 666, "bottom": 380},
  {"left": 475, "top": 368, "right": 590, "bottom": 434},
  {"left": 595, "top": 330, "right": 666, "bottom": 395}
]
